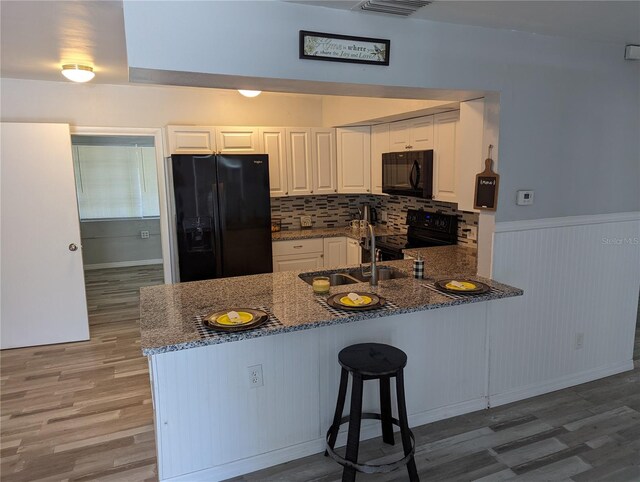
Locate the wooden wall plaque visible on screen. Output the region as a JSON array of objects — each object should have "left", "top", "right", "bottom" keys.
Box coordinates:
[{"left": 474, "top": 146, "right": 500, "bottom": 211}]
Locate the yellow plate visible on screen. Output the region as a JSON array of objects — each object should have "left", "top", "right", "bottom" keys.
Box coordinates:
[
  {"left": 339, "top": 295, "right": 373, "bottom": 306},
  {"left": 215, "top": 311, "right": 255, "bottom": 325},
  {"left": 445, "top": 281, "right": 477, "bottom": 291}
]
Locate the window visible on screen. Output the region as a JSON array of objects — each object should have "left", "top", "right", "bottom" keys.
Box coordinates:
[{"left": 72, "top": 135, "right": 160, "bottom": 220}]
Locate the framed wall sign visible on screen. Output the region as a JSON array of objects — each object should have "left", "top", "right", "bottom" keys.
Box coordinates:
[{"left": 299, "top": 30, "right": 390, "bottom": 66}]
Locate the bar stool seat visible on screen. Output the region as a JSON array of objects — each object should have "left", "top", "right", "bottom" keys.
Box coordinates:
[{"left": 326, "top": 343, "right": 419, "bottom": 481}]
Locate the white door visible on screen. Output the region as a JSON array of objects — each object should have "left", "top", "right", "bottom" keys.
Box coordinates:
[
  {"left": 1, "top": 123, "right": 89, "bottom": 348},
  {"left": 336, "top": 127, "right": 371, "bottom": 194},
  {"left": 311, "top": 128, "right": 337, "bottom": 194},
  {"left": 260, "top": 128, "right": 288, "bottom": 197},
  {"left": 370, "top": 123, "right": 390, "bottom": 194},
  {"left": 286, "top": 128, "right": 313, "bottom": 195}
]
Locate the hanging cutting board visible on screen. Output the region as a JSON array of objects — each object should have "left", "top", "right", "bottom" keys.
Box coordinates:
[{"left": 474, "top": 145, "right": 500, "bottom": 211}]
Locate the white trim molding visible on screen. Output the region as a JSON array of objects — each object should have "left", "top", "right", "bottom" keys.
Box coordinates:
[
  {"left": 495, "top": 211, "right": 640, "bottom": 233},
  {"left": 70, "top": 126, "right": 172, "bottom": 284},
  {"left": 83, "top": 259, "right": 163, "bottom": 270}
]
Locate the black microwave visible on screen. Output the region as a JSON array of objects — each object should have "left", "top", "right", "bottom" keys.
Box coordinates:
[{"left": 382, "top": 150, "right": 433, "bottom": 199}]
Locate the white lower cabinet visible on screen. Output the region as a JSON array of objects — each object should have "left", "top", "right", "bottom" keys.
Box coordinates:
[
  {"left": 272, "top": 236, "right": 362, "bottom": 272},
  {"left": 323, "top": 237, "right": 347, "bottom": 269},
  {"left": 272, "top": 238, "right": 324, "bottom": 272},
  {"left": 272, "top": 253, "right": 323, "bottom": 272},
  {"left": 346, "top": 238, "right": 362, "bottom": 266}
]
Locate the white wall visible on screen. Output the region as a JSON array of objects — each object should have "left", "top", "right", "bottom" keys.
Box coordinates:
[
  {"left": 122, "top": 0, "right": 640, "bottom": 223},
  {"left": 322, "top": 96, "right": 450, "bottom": 127},
  {"left": 0, "top": 79, "right": 324, "bottom": 128}
]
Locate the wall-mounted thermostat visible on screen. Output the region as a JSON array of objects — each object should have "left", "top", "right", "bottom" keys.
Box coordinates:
[{"left": 517, "top": 190, "right": 534, "bottom": 206}]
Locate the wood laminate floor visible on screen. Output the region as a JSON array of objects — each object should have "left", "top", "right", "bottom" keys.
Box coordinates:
[
  {"left": 1, "top": 275, "right": 639, "bottom": 481},
  {"left": 84, "top": 265, "right": 164, "bottom": 326}
]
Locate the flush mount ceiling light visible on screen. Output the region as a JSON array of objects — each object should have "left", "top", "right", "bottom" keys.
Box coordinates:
[
  {"left": 358, "top": 0, "right": 432, "bottom": 17},
  {"left": 238, "top": 90, "right": 262, "bottom": 98},
  {"left": 61, "top": 64, "right": 95, "bottom": 83}
]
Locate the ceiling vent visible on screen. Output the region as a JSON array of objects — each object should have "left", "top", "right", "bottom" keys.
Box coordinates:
[{"left": 358, "top": 0, "right": 432, "bottom": 17}]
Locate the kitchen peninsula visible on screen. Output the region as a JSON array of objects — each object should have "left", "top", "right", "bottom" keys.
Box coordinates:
[{"left": 140, "top": 248, "right": 522, "bottom": 481}]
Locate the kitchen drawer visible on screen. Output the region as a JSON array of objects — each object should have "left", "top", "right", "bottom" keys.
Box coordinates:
[{"left": 272, "top": 238, "right": 323, "bottom": 256}]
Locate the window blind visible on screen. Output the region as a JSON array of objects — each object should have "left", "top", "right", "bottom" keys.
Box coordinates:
[{"left": 72, "top": 137, "right": 160, "bottom": 220}]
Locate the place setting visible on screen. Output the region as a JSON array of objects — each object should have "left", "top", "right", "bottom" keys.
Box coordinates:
[
  {"left": 195, "top": 307, "right": 284, "bottom": 340},
  {"left": 316, "top": 291, "right": 399, "bottom": 317},
  {"left": 421, "top": 278, "right": 498, "bottom": 300}
]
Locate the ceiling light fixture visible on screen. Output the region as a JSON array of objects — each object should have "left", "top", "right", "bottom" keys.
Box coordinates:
[
  {"left": 238, "top": 90, "right": 262, "bottom": 98},
  {"left": 61, "top": 64, "right": 95, "bottom": 83}
]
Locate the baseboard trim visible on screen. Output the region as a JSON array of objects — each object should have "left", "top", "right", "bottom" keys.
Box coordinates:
[
  {"left": 162, "top": 398, "right": 487, "bottom": 481},
  {"left": 488, "top": 360, "right": 634, "bottom": 408},
  {"left": 83, "top": 259, "right": 163, "bottom": 270},
  {"left": 495, "top": 211, "right": 640, "bottom": 233}
]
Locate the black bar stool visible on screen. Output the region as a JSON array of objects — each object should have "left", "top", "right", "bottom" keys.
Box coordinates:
[{"left": 325, "top": 343, "right": 419, "bottom": 481}]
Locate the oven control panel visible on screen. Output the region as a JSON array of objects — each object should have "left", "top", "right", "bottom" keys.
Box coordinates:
[{"left": 406, "top": 209, "right": 456, "bottom": 233}]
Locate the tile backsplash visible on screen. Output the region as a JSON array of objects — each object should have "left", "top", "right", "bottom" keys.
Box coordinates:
[{"left": 270, "top": 194, "right": 479, "bottom": 247}]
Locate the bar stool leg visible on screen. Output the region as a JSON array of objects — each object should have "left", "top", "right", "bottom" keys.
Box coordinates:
[
  {"left": 396, "top": 370, "right": 419, "bottom": 481},
  {"left": 379, "top": 375, "right": 395, "bottom": 445},
  {"left": 342, "top": 374, "right": 364, "bottom": 482},
  {"left": 326, "top": 368, "right": 349, "bottom": 456}
]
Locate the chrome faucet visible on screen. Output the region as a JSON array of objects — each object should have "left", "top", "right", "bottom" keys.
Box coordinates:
[{"left": 361, "top": 223, "right": 378, "bottom": 287}]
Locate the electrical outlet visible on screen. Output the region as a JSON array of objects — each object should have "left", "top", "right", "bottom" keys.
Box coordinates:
[
  {"left": 466, "top": 226, "right": 477, "bottom": 241},
  {"left": 247, "top": 364, "right": 263, "bottom": 388},
  {"left": 140, "top": 230, "right": 150, "bottom": 239},
  {"left": 300, "top": 215, "right": 312, "bottom": 228},
  {"left": 575, "top": 333, "right": 584, "bottom": 350},
  {"left": 380, "top": 211, "right": 388, "bottom": 222}
]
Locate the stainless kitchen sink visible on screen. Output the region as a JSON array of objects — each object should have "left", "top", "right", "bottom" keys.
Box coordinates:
[{"left": 298, "top": 266, "right": 407, "bottom": 286}]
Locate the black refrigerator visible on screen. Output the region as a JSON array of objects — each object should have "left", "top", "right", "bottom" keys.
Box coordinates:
[{"left": 171, "top": 154, "right": 273, "bottom": 282}]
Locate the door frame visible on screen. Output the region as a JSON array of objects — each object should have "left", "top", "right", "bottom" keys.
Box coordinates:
[{"left": 70, "top": 126, "right": 173, "bottom": 284}]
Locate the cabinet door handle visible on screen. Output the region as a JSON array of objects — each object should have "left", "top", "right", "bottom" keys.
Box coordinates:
[
  {"left": 310, "top": 190, "right": 314, "bottom": 193},
  {"left": 293, "top": 245, "right": 303, "bottom": 249}
]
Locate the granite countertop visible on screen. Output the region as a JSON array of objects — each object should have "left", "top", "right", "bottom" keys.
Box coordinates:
[
  {"left": 140, "top": 246, "right": 521, "bottom": 355},
  {"left": 272, "top": 225, "right": 396, "bottom": 241}
]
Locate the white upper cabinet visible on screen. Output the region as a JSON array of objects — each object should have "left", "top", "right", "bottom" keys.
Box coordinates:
[
  {"left": 410, "top": 116, "right": 434, "bottom": 150},
  {"left": 286, "top": 128, "right": 313, "bottom": 196},
  {"left": 311, "top": 128, "right": 337, "bottom": 195},
  {"left": 433, "top": 111, "right": 460, "bottom": 203},
  {"left": 388, "top": 117, "right": 434, "bottom": 151},
  {"left": 336, "top": 126, "right": 371, "bottom": 194},
  {"left": 216, "top": 126, "right": 261, "bottom": 154},
  {"left": 389, "top": 119, "right": 411, "bottom": 151},
  {"left": 166, "top": 125, "right": 216, "bottom": 155},
  {"left": 370, "top": 124, "right": 390, "bottom": 195},
  {"left": 260, "top": 128, "right": 288, "bottom": 197}
]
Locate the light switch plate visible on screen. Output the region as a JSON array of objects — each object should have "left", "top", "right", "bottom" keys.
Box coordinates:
[
  {"left": 300, "top": 215, "right": 312, "bottom": 228},
  {"left": 517, "top": 190, "right": 534, "bottom": 206}
]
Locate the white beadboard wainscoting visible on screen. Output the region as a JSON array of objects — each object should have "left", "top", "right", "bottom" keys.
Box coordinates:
[
  {"left": 149, "top": 212, "right": 639, "bottom": 481},
  {"left": 150, "top": 303, "right": 489, "bottom": 481},
  {"left": 487, "top": 212, "right": 640, "bottom": 406}
]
